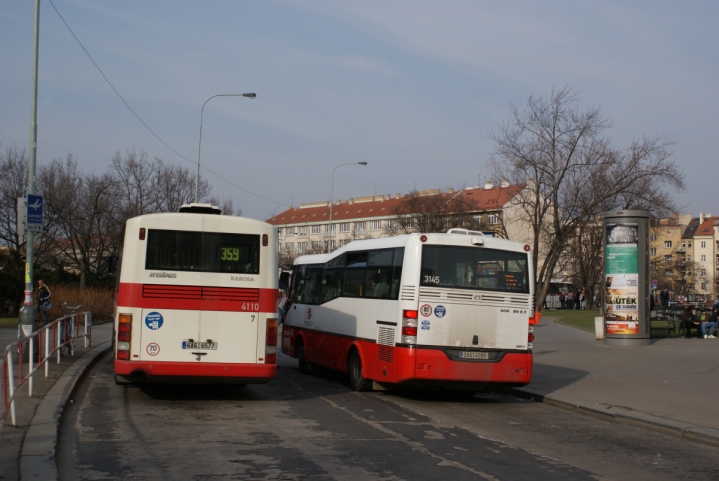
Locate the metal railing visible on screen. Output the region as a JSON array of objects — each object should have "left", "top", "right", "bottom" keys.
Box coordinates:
[{"left": 1, "top": 311, "right": 92, "bottom": 426}]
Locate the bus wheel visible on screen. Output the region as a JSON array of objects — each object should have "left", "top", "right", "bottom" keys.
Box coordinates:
[
  {"left": 296, "top": 340, "right": 311, "bottom": 375},
  {"left": 348, "top": 349, "right": 372, "bottom": 392}
]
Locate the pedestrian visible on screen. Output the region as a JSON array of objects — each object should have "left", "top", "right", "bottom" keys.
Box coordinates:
[
  {"left": 679, "top": 306, "right": 701, "bottom": 339},
  {"left": 713, "top": 294, "right": 719, "bottom": 313},
  {"left": 36, "top": 279, "right": 52, "bottom": 325},
  {"left": 579, "top": 288, "right": 587, "bottom": 310},
  {"left": 660, "top": 288, "right": 670, "bottom": 308},
  {"left": 699, "top": 310, "right": 716, "bottom": 339},
  {"left": 559, "top": 292, "right": 566, "bottom": 309},
  {"left": 574, "top": 290, "right": 581, "bottom": 310},
  {"left": 567, "top": 291, "right": 575, "bottom": 310},
  {"left": 278, "top": 290, "right": 288, "bottom": 324}
]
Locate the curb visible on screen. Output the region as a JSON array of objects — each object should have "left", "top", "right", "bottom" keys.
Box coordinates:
[
  {"left": 509, "top": 386, "right": 719, "bottom": 448},
  {"left": 20, "top": 341, "right": 112, "bottom": 480}
]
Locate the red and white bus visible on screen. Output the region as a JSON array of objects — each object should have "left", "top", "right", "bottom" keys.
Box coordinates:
[
  {"left": 114, "top": 204, "right": 278, "bottom": 385},
  {"left": 282, "top": 229, "right": 538, "bottom": 391}
]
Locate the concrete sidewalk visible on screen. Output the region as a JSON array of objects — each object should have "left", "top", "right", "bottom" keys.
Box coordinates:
[
  {"left": 0, "top": 322, "right": 113, "bottom": 481},
  {"left": 517, "top": 318, "right": 719, "bottom": 447}
]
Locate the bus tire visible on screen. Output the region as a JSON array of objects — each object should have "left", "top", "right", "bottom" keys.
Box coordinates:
[
  {"left": 348, "top": 349, "right": 372, "bottom": 392},
  {"left": 296, "top": 340, "right": 311, "bottom": 375}
]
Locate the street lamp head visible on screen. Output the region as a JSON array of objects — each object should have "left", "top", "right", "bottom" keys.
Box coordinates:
[
  {"left": 243, "top": 93, "right": 257, "bottom": 98},
  {"left": 358, "top": 162, "right": 368, "bottom": 166}
]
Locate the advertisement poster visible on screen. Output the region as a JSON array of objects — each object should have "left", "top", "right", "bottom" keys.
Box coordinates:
[{"left": 605, "top": 223, "right": 639, "bottom": 335}]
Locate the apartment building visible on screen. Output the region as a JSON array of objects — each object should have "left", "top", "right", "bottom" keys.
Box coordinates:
[{"left": 266, "top": 183, "right": 525, "bottom": 264}]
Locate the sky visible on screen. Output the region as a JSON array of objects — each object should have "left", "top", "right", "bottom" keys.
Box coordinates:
[{"left": 2, "top": 1, "right": 718, "bottom": 221}]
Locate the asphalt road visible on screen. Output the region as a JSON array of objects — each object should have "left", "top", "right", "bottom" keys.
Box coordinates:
[{"left": 57, "top": 352, "right": 718, "bottom": 481}]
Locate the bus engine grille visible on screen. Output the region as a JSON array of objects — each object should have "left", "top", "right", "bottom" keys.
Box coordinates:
[
  {"left": 142, "top": 285, "right": 260, "bottom": 302},
  {"left": 377, "top": 327, "right": 395, "bottom": 363}
]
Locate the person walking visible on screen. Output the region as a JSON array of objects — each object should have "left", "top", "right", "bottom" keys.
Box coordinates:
[
  {"left": 579, "top": 288, "right": 587, "bottom": 310},
  {"left": 660, "top": 288, "right": 670, "bottom": 308},
  {"left": 36, "top": 279, "right": 52, "bottom": 325}
]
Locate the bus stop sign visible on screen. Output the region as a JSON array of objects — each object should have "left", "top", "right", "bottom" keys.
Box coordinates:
[{"left": 26, "top": 194, "right": 43, "bottom": 232}]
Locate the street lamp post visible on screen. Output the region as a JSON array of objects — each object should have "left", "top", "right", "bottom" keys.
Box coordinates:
[
  {"left": 328, "top": 162, "right": 368, "bottom": 253},
  {"left": 195, "top": 93, "right": 256, "bottom": 203}
]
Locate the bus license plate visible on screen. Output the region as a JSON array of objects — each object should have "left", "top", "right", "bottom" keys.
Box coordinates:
[
  {"left": 459, "top": 351, "right": 488, "bottom": 360},
  {"left": 182, "top": 341, "right": 218, "bottom": 350}
]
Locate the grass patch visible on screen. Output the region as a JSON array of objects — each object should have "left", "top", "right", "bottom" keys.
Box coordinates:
[
  {"left": 544, "top": 309, "right": 601, "bottom": 331},
  {"left": 0, "top": 318, "right": 17, "bottom": 328}
]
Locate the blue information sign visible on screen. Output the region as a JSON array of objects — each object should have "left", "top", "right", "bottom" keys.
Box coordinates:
[{"left": 26, "top": 194, "right": 43, "bottom": 232}]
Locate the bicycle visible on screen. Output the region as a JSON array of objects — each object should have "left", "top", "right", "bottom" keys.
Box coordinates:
[{"left": 60, "top": 303, "right": 83, "bottom": 357}]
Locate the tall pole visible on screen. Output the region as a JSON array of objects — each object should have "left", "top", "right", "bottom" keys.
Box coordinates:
[
  {"left": 195, "top": 93, "right": 256, "bottom": 203},
  {"left": 19, "top": 0, "right": 42, "bottom": 329},
  {"left": 328, "top": 162, "right": 367, "bottom": 253}
]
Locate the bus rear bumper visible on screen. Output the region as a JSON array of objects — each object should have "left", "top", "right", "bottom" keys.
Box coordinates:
[
  {"left": 114, "top": 360, "right": 276, "bottom": 384},
  {"left": 397, "top": 348, "right": 533, "bottom": 386}
]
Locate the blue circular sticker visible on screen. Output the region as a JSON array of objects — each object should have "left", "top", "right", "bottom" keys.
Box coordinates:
[
  {"left": 434, "top": 305, "right": 446, "bottom": 318},
  {"left": 145, "top": 312, "right": 164, "bottom": 330}
]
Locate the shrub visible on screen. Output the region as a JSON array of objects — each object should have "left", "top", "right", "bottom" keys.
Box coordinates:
[{"left": 46, "top": 285, "right": 114, "bottom": 323}]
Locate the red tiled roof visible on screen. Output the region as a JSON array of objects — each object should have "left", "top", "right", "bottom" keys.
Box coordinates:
[
  {"left": 266, "top": 185, "right": 525, "bottom": 225},
  {"left": 695, "top": 217, "right": 717, "bottom": 236}
]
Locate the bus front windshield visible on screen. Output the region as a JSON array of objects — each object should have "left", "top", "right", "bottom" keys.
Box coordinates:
[{"left": 421, "top": 245, "right": 529, "bottom": 293}]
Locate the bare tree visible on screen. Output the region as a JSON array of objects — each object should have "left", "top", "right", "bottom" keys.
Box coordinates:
[
  {"left": 152, "top": 160, "right": 210, "bottom": 213},
  {"left": 39, "top": 155, "right": 117, "bottom": 290},
  {"left": 490, "top": 86, "right": 685, "bottom": 309},
  {"left": 0, "top": 145, "right": 30, "bottom": 250},
  {"left": 392, "top": 189, "right": 498, "bottom": 235}
]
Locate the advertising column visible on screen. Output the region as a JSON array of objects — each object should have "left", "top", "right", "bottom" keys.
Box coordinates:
[{"left": 603, "top": 210, "right": 651, "bottom": 346}]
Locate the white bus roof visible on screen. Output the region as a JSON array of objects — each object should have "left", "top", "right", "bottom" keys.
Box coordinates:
[{"left": 293, "top": 232, "right": 529, "bottom": 266}]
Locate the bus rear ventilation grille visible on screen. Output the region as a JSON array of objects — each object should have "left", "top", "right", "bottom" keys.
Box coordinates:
[
  {"left": 143, "top": 285, "right": 260, "bottom": 302},
  {"left": 400, "top": 286, "right": 416, "bottom": 301}
]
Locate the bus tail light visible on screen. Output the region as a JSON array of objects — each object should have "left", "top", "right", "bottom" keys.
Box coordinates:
[
  {"left": 401, "top": 316, "right": 417, "bottom": 345},
  {"left": 265, "top": 318, "right": 278, "bottom": 364},
  {"left": 117, "top": 314, "right": 132, "bottom": 359},
  {"left": 403, "top": 309, "right": 418, "bottom": 320}
]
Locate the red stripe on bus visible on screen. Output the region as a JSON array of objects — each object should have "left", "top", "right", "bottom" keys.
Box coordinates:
[
  {"left": 114, "top": 359, "right": 276, "bottom": 380},
  {"left": 117, "top": 283, "right": 278, "bottom": 312},
  {"left": 283, "top": 327, "right": 532, "bottom": 385}
]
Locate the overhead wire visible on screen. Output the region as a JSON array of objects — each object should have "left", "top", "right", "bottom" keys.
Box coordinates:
[{"left": 47, "top": 0, "right": 290, "bottom": 208}]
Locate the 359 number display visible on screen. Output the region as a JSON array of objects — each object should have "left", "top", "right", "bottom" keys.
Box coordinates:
[{"left": 221, "top": 247, "right": 240, "bottom": 261}]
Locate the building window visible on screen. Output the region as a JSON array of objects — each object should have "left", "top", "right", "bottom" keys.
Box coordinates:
[
  {"left": 701, "top": 241, "right": 707, "bottom": 248},
  {"left": 298, "top": 242, "right": 307, "bottom": 253},
  {"left": 650, "top": 262, "right": 656, "bottom": 269},
  {"left": 278, "top": 242, "right": 282, "bottom": 251},
  {"left": 664, "top": 241, "right": 672, "bottom": 248},
  {"left": 311, "top": 225, "right": 321, "bottom": 235},
  {"left": 355, "top": 222, "right": 366, "bottom": 234},
  {"left": 488, "top": 214, "right": 498, "bottom": 224},
  {"left": 285, "top": 242, "right": 294, "bottom": 251},
  {"left": 401, "top": 218, "right": 414, "bottom": 229},
  {"left": 298, "top": 226, "right": 308, "bottom": 237},
  {"left": 325, "top": 224, "right": 336, "bottom": 234},
  {"left": 688, "top": 255, "right": 692, "bottom": 261},
  {"left": 650, "top": 234, "right": 657, "bottom": 241},
  {"left": 278, "top": 228, "right": 283, "bottom": 239},
  {"left": 311, "top": 241, "right": 322, "bottom": 251},
  {"left": 701, "top": 268, "right": 706, "bottom": 276},
  {"left": 701, "top": 282, "right": 707, "bottom": 290},
  {"left": 650, "top": 248, "right": 657, "bottom": 256},
  {"left": 664, "top": 255, "right": 672, "bottom": 263},
  {"left": 664, "top": 270, "right": 672, "bottom": 277},
  {"left": 701, "top": 255, "right": 707, "bottom": 262},
  {"left": 329, "top": 240, "right": 336, "bottom": 251},
  {"left": 688, "top": 242, "right": 692, "bottom": 248},
  {"left": 285, "top": 227, "right": 294, "bottom": 236},
  {"left": 385, "top": 220, "right": 398, "bottom": 232},
  {"left": 370, "top": 220, "right": 382, "bottom": 231},
  {"left": 339, "top": 223, "right": 350, "bottom": 233}
]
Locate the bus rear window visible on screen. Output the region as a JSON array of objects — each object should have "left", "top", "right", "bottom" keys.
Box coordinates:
[
  {"left": 145, "top": 229, "right": 260, "bottom": 274},
  {"left": 421, "top": 245, "right": 528, "bottom": 293}
]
